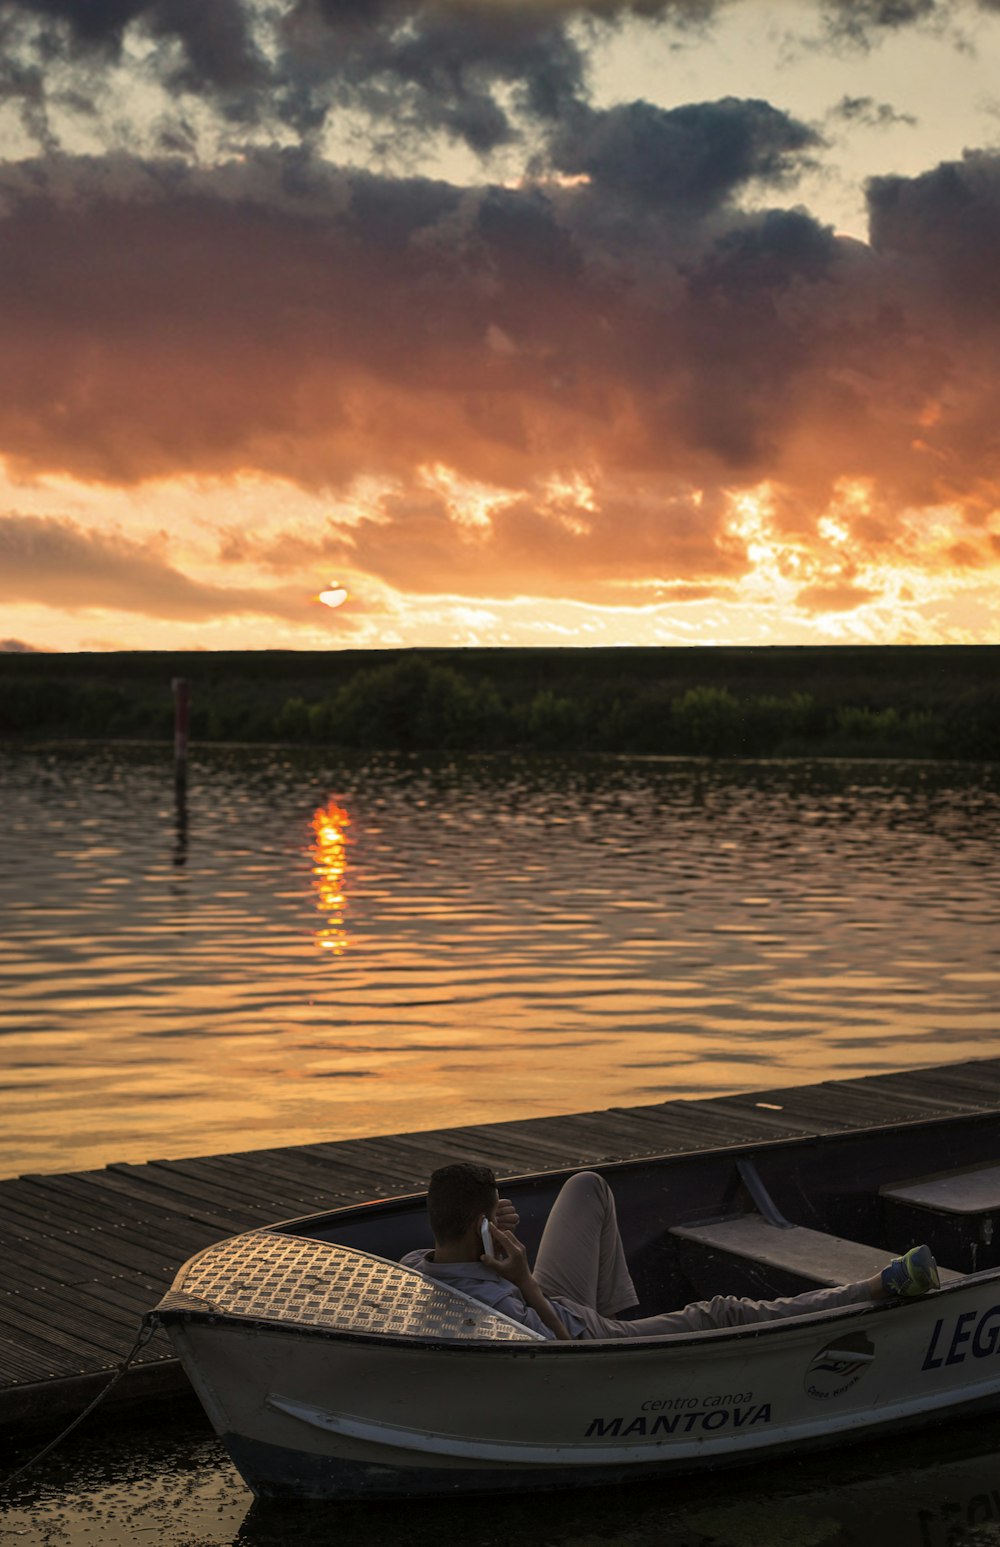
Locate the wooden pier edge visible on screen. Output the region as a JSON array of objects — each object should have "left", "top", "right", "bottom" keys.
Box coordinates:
[
  {"left": 4, "top": 1056, "right": 1000, "bottom": 1429},
  {"left": 0, "top": 1361, "right": 194, "bottom": 1430}
]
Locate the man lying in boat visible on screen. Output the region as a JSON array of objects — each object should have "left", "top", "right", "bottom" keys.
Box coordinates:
[{"left": 400, "top": 1164, "right": 941, "bottom": 1341}]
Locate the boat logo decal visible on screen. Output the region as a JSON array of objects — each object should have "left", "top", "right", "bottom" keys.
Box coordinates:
[{"left": 804, "top": 1332, "right": 875, "bottom": 1400}]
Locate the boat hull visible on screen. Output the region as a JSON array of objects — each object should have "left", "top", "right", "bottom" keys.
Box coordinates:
[{"left": 166, "top": 1275, "right": 1000, "bottom": 1500}]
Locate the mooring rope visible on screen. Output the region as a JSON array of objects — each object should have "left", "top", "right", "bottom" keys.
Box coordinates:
[{"left": 0, "top": 1314, "right": 158, "bottom": 1493}]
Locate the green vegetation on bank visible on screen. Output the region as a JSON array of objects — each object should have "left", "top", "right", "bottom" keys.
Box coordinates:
[{"left": 1, "top": 646, "right": 998, "bottom": 760}]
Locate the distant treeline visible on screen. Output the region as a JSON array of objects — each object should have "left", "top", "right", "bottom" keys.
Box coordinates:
[{"left": 1, "top": 646, "right": 998, "bottom": 760}]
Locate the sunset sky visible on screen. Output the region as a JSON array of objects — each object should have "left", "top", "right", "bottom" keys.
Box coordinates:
[{"left": 1, "top": 0, "right": 999, "bottom": 652}]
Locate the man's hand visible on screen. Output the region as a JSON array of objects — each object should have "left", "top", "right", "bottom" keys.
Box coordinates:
[
  {"left": 482, "top": 1222, "right": 572, "bottom": 1341},
  {"left": 495, "top": 1197, "right": 520, "bottom": 1231},
  {"left": 481, "top": 1224, "right": 532, "bottom": 1292}
]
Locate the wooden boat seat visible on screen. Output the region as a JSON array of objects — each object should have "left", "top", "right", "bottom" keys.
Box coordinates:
[
  {"left": 671, "top": 1214, "right": 962, "bottom": 1289},
  {"left": 881, "top": 1163, "right": 1000, "bottom": 1274},
  {"left": 881, "top": 1163, "right": 1000, "bottom": 1217}
]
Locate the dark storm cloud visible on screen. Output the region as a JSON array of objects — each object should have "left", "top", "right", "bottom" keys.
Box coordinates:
[
  {"left": 0, "top": 45, "right": 55, "bottom": 152},
  {"left": 671, "top": 209, "right": 841, "bottom": 467},
  {"left": 868, "top": 150, "right": 1000, "bottom": 304},
  {"left": 546, "top": 98, "right": 821, "bottom": 212},
  {"left": 0, "top": 0, "right": 599, "bottom": 155},
  {"left": 819, "top": 0, "right": 939, "bottom": 44},
  {"left": 817, "top": 0, "right": 1000, "bottom": 47},
  {"left": 0, "top": 0, "right": 264, "bottom": 90},
  {"left": 829, "top": 95, "right": 917, "bottom": 129},
  {"left": 0, "top": 0, "right": 996, "bottom": 185},
  {"left": 0, "top": 512, "right": 312, "bottom": 620},
  {"left": 0, "top": 139, "right": 991, "bottom": 505},
  {"left": 276, "top": 0, "right": 592, "bottom": 152},
  {"left": 0, "top": 114, "right": 833, "bottom": 499},
  {"left": 4, "top": 0, "right": 992, "bottom": 160}
]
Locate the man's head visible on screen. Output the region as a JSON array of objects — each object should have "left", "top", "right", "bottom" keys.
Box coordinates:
[{"left": 427, "top": 1162, "right": 498, "bottom": 1245}]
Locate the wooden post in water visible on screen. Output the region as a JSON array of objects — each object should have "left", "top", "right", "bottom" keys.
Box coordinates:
[
  {"left": 172, "top": 676, "right": 190, "bottom": 795},
  {"left": 172, "top": 677, "right": 190, "bottom": 779},
  {"left": 172, "top": 677, "right": 190, "bottom": 865}
]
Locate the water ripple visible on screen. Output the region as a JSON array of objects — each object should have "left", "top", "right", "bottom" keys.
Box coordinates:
[{"left": 1, "top": 746, "right": 998, "bottom": 1174}]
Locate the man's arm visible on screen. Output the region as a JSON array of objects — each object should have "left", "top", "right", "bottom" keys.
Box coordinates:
[{"left": 482, "top": 1224, "right": 572, "bottom": 1341}]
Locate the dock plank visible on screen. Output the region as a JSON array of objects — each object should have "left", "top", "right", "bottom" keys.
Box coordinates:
[
  {"left": 445, "top": 1120, "right": 609, "bottom": 1163},
  {"left": 290, "top": 1146, "right": 437, "bottom": 1192},
  {"left": 0, "top": 1201, "right": 190, "bottom": 1282},
  {"left": 184, "top": 1163, "right": 345, "bottom": 1206},
  {"left": 4, "top": 1054, "right": 1000, "bottom": 1426},
  {"left": 75, "top": 1167, "right": 250, "bottom": 1234},
  {"left": 355, "top": 1129, "right": 533, "bottom": 1170},
  {"left": 597, "top": 1105, "right": 791, "bottom": 1150},
  {"left": 0, "top": 1299, "right": 115, "bottom": 1373},
  {"left": 217, "top": 1150, "right": 358, "bottom": 1198},
  {"left": 0, "top": 1337, "right": 55, "bottom": 1384},
  {"left": 1, "top": 1258, "right": 157, "bottom": 1326},
  {"left": 0, "top": 1235, "right": 163, "bottom": 1300},
  {"left": 180, "top": 1152, "right": 351, "bottom": 1211},
  {"left": 0, "top": 1292, "right": 132, "bottom": 1365},
  {"left": 150, "top": 1157, "right": 316, "bottom": 1216},
  {"left": 642, "top": 1103, "right": 814, "bottom": 1140},
  {"left": 434, "top": 1125, "right": 605, "bottom": 1169},
  {"left": 103, "top": 1163, "right": 264, "bottom": 1227},
  {"left": 12, "top": 1177, "right": 222, "bottom": 1260}
]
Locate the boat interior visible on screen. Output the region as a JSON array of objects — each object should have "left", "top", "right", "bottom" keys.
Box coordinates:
[{"left": 282, "top": 1111, "right": 999, "bottom": 1319}]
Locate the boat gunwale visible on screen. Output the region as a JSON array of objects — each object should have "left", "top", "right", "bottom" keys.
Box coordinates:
[{"left": 154, "top": 1261, "right": 997, "bottom": 1354}]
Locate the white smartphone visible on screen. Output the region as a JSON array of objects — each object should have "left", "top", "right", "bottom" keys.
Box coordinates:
[{"left": 480, "top": 1218, "right": 493, "bottom": 1259}]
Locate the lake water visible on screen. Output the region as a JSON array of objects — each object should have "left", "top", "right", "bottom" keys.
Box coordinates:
[
  {"left": 2, "top": 745, "right": 999, "bottom": 1178},
  {"left": 5, "top": 1397, "right": 1000, "bottom": 1546}
]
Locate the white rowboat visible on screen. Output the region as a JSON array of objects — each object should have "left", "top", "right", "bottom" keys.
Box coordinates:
[{"left": 155, "top": 1111, "right": 1000, "bottom": 1499}]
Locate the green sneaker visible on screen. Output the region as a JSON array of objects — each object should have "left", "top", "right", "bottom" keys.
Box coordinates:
[{"left": 881, "top": 1244, "right": 940, "bottom": 1299}]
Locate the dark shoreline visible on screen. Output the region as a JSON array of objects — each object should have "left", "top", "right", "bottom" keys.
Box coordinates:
[{"left": 2, "top": 645, "right": 998, "bottom": 760}]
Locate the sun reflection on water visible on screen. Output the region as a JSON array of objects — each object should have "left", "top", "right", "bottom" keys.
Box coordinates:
[{"left": 310, "top": 799, "right": 351, "bottom": 954}]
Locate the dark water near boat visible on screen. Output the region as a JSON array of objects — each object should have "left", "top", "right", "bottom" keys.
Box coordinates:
[
  {"left": 2, "top": 745, "right": 999, "bottom": 1177},
  {"left": 5, "top": 1399, "right": 1000, "bottom": 1545}
]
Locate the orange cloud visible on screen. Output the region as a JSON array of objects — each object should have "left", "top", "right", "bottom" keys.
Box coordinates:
[
  {"left": 0, "top": 141, "right": 998, "bottom": 619},
  {"left": 795, "top": 582, "right": 880, "bottom": 612},
  {"left": 0, "top": 511, "right": 315, "bottom": 620}
]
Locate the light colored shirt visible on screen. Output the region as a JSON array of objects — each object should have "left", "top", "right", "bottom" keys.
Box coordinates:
[{"left": 399, "top": 1249, "right": 585, "bottom": 1340}]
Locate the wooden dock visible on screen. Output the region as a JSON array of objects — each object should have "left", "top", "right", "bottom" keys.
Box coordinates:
[{"left": 4, "top": 1057, "right": 1000, "bottom": 1427}]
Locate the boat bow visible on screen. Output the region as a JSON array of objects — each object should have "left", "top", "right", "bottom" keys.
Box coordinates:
[{"left": 156, "top": 1228, "right": 543, "bottom": 1342}]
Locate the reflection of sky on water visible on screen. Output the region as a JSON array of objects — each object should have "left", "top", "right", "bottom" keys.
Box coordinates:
[
  {"left": 5, "top": 1403, "right": 1000, "bottom": 1547},
  {"left": 1, "top": 748, "right": 999, "bottom": 1175}
]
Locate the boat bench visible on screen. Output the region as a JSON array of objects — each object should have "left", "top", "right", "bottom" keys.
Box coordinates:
[
  {"left": 881, "top": 1163, "right": 1000, "bottom": 1275},
  {"left": 670, "top": 1214, "right": 962, "bottom": 1297}
]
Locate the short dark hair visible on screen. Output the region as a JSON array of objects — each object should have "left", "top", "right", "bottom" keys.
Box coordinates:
[{"left": 427, "top": 1163, "right": 497, "bottom": 1243}]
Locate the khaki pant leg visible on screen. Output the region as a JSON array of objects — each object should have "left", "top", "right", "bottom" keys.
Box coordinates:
[
  {"left": 559, "top": 1280, "right": 874, "bottom": 1340},
  {"left": 532, "top": 1172, "right": 638, "bottom": 1316}
]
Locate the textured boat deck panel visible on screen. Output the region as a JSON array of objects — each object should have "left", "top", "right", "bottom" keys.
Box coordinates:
[
  {"left": 4, "top": 1056, "right": 1000, "bottom": 1424},
  {"left": 158, "top": 1233, "right": 542, "bottom": 1341}
]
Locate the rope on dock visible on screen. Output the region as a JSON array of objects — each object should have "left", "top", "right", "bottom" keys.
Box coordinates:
[{"left": 0, "top": 1314, "right": 157, "bottom": 1493}]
